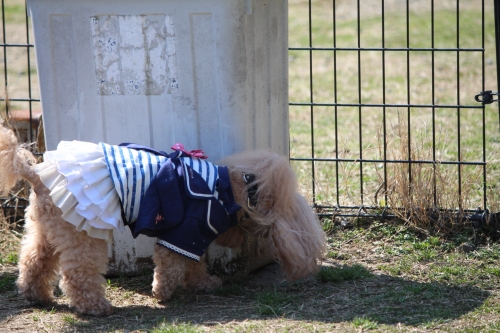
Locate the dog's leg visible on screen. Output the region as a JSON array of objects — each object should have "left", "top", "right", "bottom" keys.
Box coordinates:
[
  {"left": 183, "top": 256, "right": 222, "bottom": 292},
  {"left": 152, "top": 244, "right": 189, "bottom": 301},
  {"left": 55, "top": 222, "right": 112, "bottom": 316},
  {"left": 16, "top": 204, "right": 60, "bottom": 305}
]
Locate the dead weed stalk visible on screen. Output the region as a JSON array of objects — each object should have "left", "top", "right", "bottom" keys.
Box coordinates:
[{"left": 379, "top": 111, "right": 484, "bottom": 235}]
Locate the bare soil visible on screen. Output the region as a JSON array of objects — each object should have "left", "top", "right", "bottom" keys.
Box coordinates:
[{"left": 1, "top": 223, "right": 499, "bottom": 332}]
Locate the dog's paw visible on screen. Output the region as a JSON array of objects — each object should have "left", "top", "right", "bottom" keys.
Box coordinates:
[
  {"left": 19, "top": 287, "right": 55, "bottom": 305},
  {"left": 152, "top": 286, "right": 175, "bottom": 302},
  {"left": 195, "top": 275, "right": 222, "bottom": 291},
  {"left": 75, "top": 298, "right": 113, "bottom": 316}
]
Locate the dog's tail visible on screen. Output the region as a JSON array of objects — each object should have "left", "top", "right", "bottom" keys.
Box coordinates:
[{"left": 0, "top": 125, "right": 39, "bottom": 194}]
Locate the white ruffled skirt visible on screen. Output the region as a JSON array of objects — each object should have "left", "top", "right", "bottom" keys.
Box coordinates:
[{"left": 34, "top": 141, "right": 124, "bottom": 243}]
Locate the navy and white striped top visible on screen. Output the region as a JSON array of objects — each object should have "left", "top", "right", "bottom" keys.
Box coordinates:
[
  {"left": 100, "top": 143, "right": 223, "bottom": 226},
  {"left": 100, "top": 142, "right": 168, "bottom": 224}
]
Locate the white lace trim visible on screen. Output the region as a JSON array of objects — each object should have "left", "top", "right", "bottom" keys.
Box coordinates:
[
  {"left": 34, "top": 141, "right": 124, "bottom": 243},
  {"left": 156, "top": 240, "right": 200, "bottom": 261}
]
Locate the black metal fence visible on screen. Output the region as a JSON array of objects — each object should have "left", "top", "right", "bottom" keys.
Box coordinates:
[
  {"left": 1, "top": 0, "right": 499, "bottom": 223},
  {"left": 0, "top": 0, "right": 39, "bottom": 140},
  {"left": 0, "top": 0, "right": 37, "bottom": 217},
  {"left": 288, "top": 0, "right": 500, "bottom": 224}
]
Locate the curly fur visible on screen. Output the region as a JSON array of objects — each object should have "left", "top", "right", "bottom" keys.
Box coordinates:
[
  {"left": 0, "top": 125, "right": 326, "bottom": 316},
  {"left": 217, "top": 150, "right": 326, "bottom": 280}
]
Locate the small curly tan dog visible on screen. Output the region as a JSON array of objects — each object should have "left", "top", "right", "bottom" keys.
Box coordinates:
[{"left": 0, "top": 125, "right": 325, "bottom": 316}]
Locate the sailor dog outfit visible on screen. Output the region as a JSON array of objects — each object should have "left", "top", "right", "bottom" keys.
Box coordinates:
[{"left": 34, "top": 141, "right": 241, "bottom": 261}]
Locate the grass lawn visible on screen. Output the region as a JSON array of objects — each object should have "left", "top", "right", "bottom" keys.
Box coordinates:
[
  {"left": 1, "top": 0, "right": 500, "bottom": 332},
  {"left": 0, "top": 0, "right": 40, "bottom": 117},
  {"left": 2, "top": 220, "right": 500, "bottom": 332},
  {"left": 288, "top": 0, "right": 500, "bottom": 218}
]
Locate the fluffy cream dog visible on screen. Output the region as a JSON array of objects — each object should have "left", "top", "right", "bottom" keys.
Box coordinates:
[{"left": 0, "top": 125, "right": 325, "bottom": 316}]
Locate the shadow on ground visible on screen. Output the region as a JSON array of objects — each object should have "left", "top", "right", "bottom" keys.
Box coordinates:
[{"left": 0, "top": 263, "right": 491, "bottom": 331}]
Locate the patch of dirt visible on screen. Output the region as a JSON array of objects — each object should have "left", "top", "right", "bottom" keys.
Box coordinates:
[
  {"left": 0, "top": 259, "right": 290, "bottom": 332},
  {"left": 1, "top": 227, "right": 499, "bottom": 333}
]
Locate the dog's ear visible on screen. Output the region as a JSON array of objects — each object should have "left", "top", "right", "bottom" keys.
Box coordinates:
[
  {"left": 269, "top": 193, "right": 326, "bottom": 281},
  {"left": 214, "top": 225, "right": 245, "bottom": 249},
  {"left": 219, "top": 150, "right": 326, "bottom": 280},
  {"left": 240, "top": 153, "right": 325, "bottom": 280}
]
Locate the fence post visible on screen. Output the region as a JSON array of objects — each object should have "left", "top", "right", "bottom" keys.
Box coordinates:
[{"left": 495, "top": 0, "right": 500, "bottom": 130}]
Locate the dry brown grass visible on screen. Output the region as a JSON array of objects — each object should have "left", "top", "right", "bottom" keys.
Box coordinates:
[
  {"left": 0, "top": 205, "right": 21, "bottom": 254},
  {"left": 379, "top": 111, "right": 491, "bottom": 234}
]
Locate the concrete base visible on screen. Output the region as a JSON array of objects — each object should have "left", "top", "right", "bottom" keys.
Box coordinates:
[{"left": 105, "top": 234, "right": 275, "bottom": 278}]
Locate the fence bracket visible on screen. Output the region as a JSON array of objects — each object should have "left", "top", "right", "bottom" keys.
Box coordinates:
[{"left": 474, "top": 90, "right": 499, "bottom": 104}]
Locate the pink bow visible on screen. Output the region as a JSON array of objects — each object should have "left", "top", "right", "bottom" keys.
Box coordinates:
[{"left": 171, "top": 143, "right": 208, "bottom": 159}]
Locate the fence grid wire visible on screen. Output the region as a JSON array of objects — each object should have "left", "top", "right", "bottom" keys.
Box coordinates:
[
  {"left": 0, "top": 0, "right": 38, "bottom": 141},
  {"left": 0, "top": 0, "right": 499, "bottom": 223},
  {"left": 288, "top": 0, "right": 499, "bottom": 221}
]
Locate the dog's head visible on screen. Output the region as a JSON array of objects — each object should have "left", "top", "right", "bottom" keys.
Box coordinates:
[{"left": 216, "top": 150, "right": 326, "bottom": 281}]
